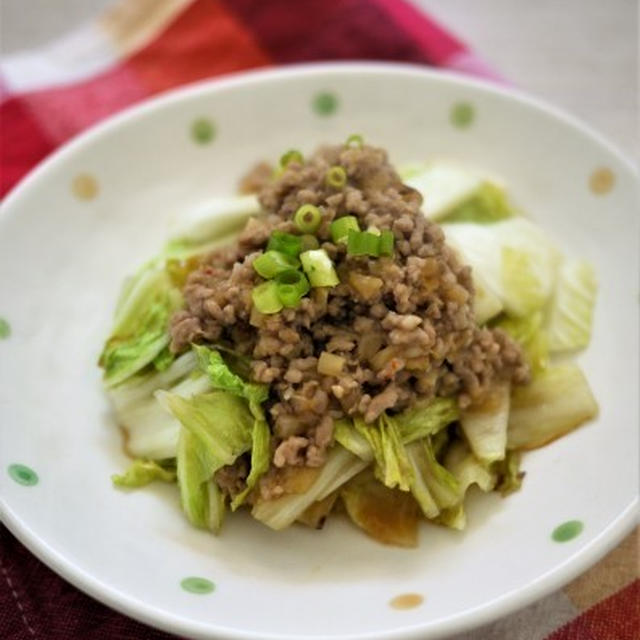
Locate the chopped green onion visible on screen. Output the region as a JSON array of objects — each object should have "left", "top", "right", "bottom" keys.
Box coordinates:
[
  {"left": 330, "top": 216, "right": 360, "bottom": 243},
  {"left": 253, "top": 250, "right": 300, "bottom": 279},
  {"left": 326, "top": 165, "right": 347, "bottom": 189},
  {"left": 300, "top": 249, "right": 340, "bottom": 287},
  {"left": 280, "top": 149, "right": 303, "bottom": 168},
  {"left": 300, "top": 234, "right": 320, "bottom": 251},
  {"left": 275, "top": 270, "right": 310, "bottom": 308},
  {"left": 345, "top": 134, "right": 364, "bottom": 148},
  {"left": 379, "top": 230, "right": 395, "bottom": 256},
  {"left": 252, "top": 281, "right": 283, "bottom": 314},
  {"left": 347, "top": 230, "right": 381, "bottom": 257},
  {"left": 267, "top": 231, "right": 303, "bottom": 257},
  {"left": 294, "top": 204, "right": 322, "bottom": 233}
]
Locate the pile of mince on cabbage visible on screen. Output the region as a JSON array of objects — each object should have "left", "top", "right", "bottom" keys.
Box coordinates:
[{"left": 100, "top": 147, "right": 598, "bottom": 548}]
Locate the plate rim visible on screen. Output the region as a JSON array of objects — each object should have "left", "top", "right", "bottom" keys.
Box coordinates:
[{"left": 1, "top": 61, "right": 638, "bottom": 640}]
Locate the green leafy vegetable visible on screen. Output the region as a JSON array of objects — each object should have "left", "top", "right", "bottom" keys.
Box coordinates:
[
  {"left": 443, "top": 218, "right": 561, "bottom": 318},
  {"left": 440, "top": 182, "right": 514, "bottom": 224},
  {"left": 494, "top": 450, "right": 525, "bottom": 496},
  {"left": 334, "top": 419, "right": 374, "bottom": 461},
  {"left": 438, "top": 440, "right": 498, "bottom": 529},
  {"left": 405, "top": 443, "right": 439, "bottom": 518},
  {"left": 99, "top": 261, "right": 183, "bottom": 388},
  {"left": 108, "top": 350, "right": 197, "bottom": 413},
  {"left": 231, "top": 417, "right": 270, "bottom": 510},
  {"left": 194, "top": 345, "right": 271, "bottom": 509},
  {"left": 401, "top": 161, "right": 485, "bottom": 220},
  {"left": 431, "top": 427, "right": 452, "bottom": 459},
  {"left": 493, "top": 311, "right": 549, "bottom": 374},
  {"left": 406, "top": 438, "right": 460, "bottom": 511},
  {"left": 334, "top": 399, "right": 459, "bottom": 472},
  {"left": 400, "top": 161, "right": 513, "bottom": 223},
  {"left": 394, "top": 397, "right": 459, "bottom": 444},
  {"left": 473, "top": 271, "right": 504, "bottom": 324},
  {"left": 501, "top": 247, "right": 548, "bottom": 317},
  {"left": 507, "top": 364, "right": 598, "bottom": 450},
  {"left": 112, "top": 459, "right": 176, "bottom": 488},
  {"left": 107, "top": 351, "right": 207, "bottom": 460},
  {"left": 161, "top": 390, "right": 255, "bottom": 530},
  {"left": 353, "top": 415, "right": 413, "bottom": 491},
  {"left": 194, "top": 345, "right": 268, "bottom": 407},
  {"left": 459, "top": 383, "right": 510, "bottom": 463},
  {"left": 160, "top": 391, "right": 254, "bottom": 470},
  {"left": 252, "top": 446, "right": 367, "bottom": 530},
  {"left": 177, "top": 427, "right": 226, "bottom": 532},
  {"left": 444, "top": 442, "right": 497, "bottom": 494},
  {"left": 165, "top": 195, "right": 260, "bottom": 260},
  {"left": 152, "top": 346, "right": 175, "bottom": 372},
  {"left": 547, "top": 259, "right": 597, "bottom": 353}
]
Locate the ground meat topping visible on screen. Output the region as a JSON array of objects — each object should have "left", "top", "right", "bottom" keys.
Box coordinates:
[{"left": 169, "top": 143, "right": 530, "bottom": 482}]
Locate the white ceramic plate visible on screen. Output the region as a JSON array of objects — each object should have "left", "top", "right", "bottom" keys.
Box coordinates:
[{"left": 0, "top": 64, "right": 638, "bottom": 640}]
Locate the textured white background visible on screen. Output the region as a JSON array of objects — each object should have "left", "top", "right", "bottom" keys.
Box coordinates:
[{"left": 0, "top": 0, "right": 637, "bottom": 159}]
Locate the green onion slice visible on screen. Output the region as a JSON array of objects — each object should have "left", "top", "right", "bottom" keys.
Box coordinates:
[
  {"left": 345, "top": 134, "right": 364, "bottom": 148},
  {"left": 267, "top": 231, "right": 303, "bottom": 257},
  {"left": 280, "top": 149, "right": 303, "bottom": 168},
  {"left": 347, "top": 230, "right": 381, "bottom": 257},
  {"left": 294, "top": 204, "right": 322, "bottom": 233},
  {"left": 326, "top": 165, "right": 347, "bottom": 188},
  {"left": 253, "top": 250, "right": 300, "bottom": 279},
  {"left": 275, "top": 270, "right": 310, "bottom": 308},
  {"left": 252, "top": 281, "right": 283, "bottom": 314},
  {"left": 330, "top": 216, "right": 360, "bottom": 243},
  {"left": 300, "top": 234, "right": 320, "bottom": 252},
  {"left": 300, "top": 249, "right": 340, "bottom": 287},
  {"left": 379, "top": 230, "right": 395, "bottom": 256}
]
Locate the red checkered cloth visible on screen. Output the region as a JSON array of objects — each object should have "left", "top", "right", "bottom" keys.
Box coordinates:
[
  {"left": 0, "top": 0, "right": 500, "bottom": 198},
  {"left": 1, "top": 1, "right": 637, "bottom": 639}
]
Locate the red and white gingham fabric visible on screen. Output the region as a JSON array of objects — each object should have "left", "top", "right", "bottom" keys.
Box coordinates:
[{"left": 0, "top": 0, "right": 502, "bottom": 197}]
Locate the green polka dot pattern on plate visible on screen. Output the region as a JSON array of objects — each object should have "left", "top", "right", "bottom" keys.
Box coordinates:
[
  {"left": 181, "top": 577, "right": 215, "bottom": 594},
  {"left": 552, "top": 520, "right": 584, "bottom": 542},
  {"left": 312, "top": 91, "right": 338, "bottom": 116},
  {"left": 450, "top": 102, "right": 475, "bottom": 128},
  {"left": 0, "top": 317, "right": 10, "bottom": 339},
  {"left": 8, "top": 464, "right": 39, "bottom": 487},
  {"left": 191, "top": 118, "right": 216, "bottom": 144}
]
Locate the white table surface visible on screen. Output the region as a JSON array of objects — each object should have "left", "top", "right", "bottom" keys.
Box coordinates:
[{"left": 0, "top": 0, "right": 637, "bottom": 161}]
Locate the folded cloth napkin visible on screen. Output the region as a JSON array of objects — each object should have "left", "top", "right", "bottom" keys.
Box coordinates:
[{"left": 0, "top": 1, "right": 637, "bottom": 639}]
